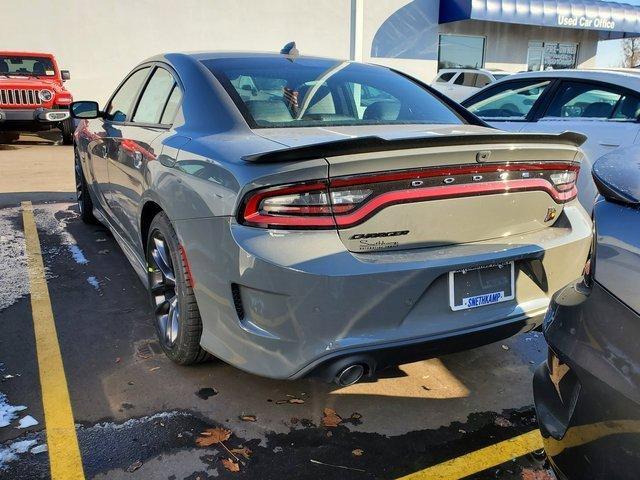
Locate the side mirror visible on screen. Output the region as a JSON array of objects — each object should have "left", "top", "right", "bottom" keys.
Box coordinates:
[
  {"left": 71, "top": 101, "right": 100, "bottom": 119},
  {"left": 61, "top": 70, "right": 71, "bottom": 81},
  {"left": 592, "top": 149, "right": 640, "bottom": 206}
]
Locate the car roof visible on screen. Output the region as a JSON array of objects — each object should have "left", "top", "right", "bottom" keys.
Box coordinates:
[
  {"left": 0, "top": 51, "right": 54, "bottom": 58},
  {"left": 438, "top": 68, "right": 505, "bottom": 74},
  {"left": 146, "top": 51, "right": 343, "bottom": 64},
  {"left": 494, "top": 68, "right": 640, "bottom": 90}
]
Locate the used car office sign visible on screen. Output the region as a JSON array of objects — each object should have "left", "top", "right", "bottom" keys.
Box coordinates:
[
  {"left": 558, "top": 14, "right": 615, "bottom": 30},
  {"left": 439, "top": 0, "right": 640, "bottom": 37}
]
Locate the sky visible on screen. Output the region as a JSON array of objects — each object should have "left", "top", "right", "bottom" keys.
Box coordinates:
[{"left": 596, "top": 0, "right": 640, "bottom": 67}]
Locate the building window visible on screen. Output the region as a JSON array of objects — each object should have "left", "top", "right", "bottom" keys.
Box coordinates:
[
  {"left": 438, "top": 34, "right": 485, "bottom": 70},
  {"left": 527, "top": 42, "right": 578, "bottom": 71}
]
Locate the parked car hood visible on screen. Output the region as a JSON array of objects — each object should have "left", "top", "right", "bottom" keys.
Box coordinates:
[{"left": 0, "top": 76, "right": 63, "bottom": 90}]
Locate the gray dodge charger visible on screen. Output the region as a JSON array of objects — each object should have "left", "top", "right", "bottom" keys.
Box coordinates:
[{"left": 71, "top": 50, "right": 592, "bottom": 384}]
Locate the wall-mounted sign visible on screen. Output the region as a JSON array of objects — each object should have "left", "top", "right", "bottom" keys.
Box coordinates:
[{"left": 557, "top": 15, "right": 615, "bottom": 30}]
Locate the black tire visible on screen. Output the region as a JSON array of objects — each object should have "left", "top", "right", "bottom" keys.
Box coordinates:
[
  {"left": 61, "top": 118, "right": 74, "bottom": 145},
  {"left": 146, "top": 211, "right": 210, "bottom": 365},
  {"left": 74, "top": 150, "right": 97, "bottom": 224}
]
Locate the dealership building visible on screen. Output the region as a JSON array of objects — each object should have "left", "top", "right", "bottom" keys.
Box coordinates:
[{"left": 3, "top": 0, "right": 640, "bottom": 102}]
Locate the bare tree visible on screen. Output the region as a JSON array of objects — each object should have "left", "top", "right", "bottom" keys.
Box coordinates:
[{"left": 621, "top": 37, "right": 640, "bottom": 67}]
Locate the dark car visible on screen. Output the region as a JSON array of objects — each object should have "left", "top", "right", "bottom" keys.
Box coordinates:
[{"left": 533, "top": 146, "right": 640, "bottom": 479}]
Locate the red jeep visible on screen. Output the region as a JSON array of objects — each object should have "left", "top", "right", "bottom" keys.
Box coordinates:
[{"left": 0, "top": 51, "right": 74, "bottom": 144}]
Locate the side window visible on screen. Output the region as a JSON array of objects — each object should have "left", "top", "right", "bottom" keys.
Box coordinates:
[
  {"left": 612, "top": 94, "right": 640, "bottom": 121},
  {"left": 466, "top": 79, "right": 551, "bottom": 120},
  {"left": 475, "top": 74, "right": 491, "bottom": 88},
  {"left": 105, "top": 67, "right": 150, "bottom": 122},
  {"left": 348, "top": 82, "right": 400, "bottom": 120},
  {"left": 160, "top": 85, "right": 183, "bottom": 125},
  {"left": 133, "top": 68, "right": 176, "bottom": 124},
  {"left": 455, "top": 73, "right": 478, "bottom": 87},
  {"left": 544, "top": 82, "right": 623, "bottom": 119},
  {"left": 436, "top": 72, "right": 455, "bottom": 83}
]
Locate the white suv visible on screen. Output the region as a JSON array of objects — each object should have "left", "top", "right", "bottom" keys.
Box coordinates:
[{"left": 431, "top": 69, "right": 511, "bottom": 102}]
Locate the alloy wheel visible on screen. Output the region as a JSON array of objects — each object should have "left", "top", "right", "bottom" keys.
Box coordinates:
[{"left": 148, "top": 231, "right": 180, "bottom": 347}]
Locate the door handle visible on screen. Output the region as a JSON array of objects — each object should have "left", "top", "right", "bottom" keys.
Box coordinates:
[
  {"left": 598, "top": 142, "right": 619, "bottom": 148},
  {"left": 133, "top": 151, "right": 143, "bottom": 169}
]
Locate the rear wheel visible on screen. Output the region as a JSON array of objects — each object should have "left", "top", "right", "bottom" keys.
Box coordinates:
[
  {"left": 61, "top": 118, "right": 74, "bottom": 145},
  {"left": 74, "top": 150, "right": 97, "bottom": 224},
  {"left": 146, "top": 212, "right": 209, "bottom": 365}
]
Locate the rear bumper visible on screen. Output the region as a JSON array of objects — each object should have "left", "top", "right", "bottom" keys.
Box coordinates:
[
  {"left": 534, "top": 279, "right": 640, "bottom": 480},
  {"left": 0, "top": 107, "right": 69, "bottom": 131},
  {"left": 178, "top": 203, "right": 592, "bottom": 379}
]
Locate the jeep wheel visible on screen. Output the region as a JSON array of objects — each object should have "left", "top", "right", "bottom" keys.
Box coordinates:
[
  {"left": 61, "top": 118, "right": 74, "bottom": 145},
  {"left": 146, "top": 212, "right": 210, "bottom": 365}
]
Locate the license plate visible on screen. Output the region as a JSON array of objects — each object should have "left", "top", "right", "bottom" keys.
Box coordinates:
[{"left": 449, "top": 262, "right": 514, "bottom": 311}]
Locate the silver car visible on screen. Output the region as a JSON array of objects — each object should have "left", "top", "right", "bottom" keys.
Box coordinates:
[{"left": 71, "top": 51, "right": 592, "bottom": 384}]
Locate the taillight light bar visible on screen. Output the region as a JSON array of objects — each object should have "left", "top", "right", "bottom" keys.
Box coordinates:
[{"left": 239, "top": 162, "right": 580, "bottom": 229}]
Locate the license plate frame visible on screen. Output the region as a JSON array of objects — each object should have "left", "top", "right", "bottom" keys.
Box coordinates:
[{"left": 449, "top": 262, "right": 515, "bottom": 311}]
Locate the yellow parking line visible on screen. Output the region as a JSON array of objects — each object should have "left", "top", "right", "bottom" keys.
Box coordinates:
[
  {"left": 22, "top": 201, "right": 85, "bottom": 480},
  {"left": 397, "top": 429, "right": 543, "bottom": 480}
]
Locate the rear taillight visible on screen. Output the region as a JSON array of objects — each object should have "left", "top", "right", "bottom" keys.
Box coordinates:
[{"left": 239, "top": 162, "right": 580, "bottom": 229}]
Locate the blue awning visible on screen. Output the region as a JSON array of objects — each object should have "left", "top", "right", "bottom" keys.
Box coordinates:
[{"left": 439, "top": 0, "right": 640, "bottom": 38}]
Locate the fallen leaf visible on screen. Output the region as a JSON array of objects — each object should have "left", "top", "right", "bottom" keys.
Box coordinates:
[
  {"left": 229, "top": 447, "right": 252, "bottom": 459},
  {"left": 521, "top": 468, "right": 555, "bottom": 480},
  {"left": 115, "top": 357, "right": 121, "bottom": 364},
  {"left": 352, "top": 448, "right": 364, "bottom": 456},
  {"left": 149, "top": 366, "right": 160, "bottom": 372},
  {"left": 288, "top": 398, "right": 305, "bottom": 404},
  {"left": 494, "top": 416, "right": 513, "bottom": 428},
  {"left": 321, "top": 408, "right": 342, "bottom": 428},
  {"left": 126, "top": 460, "right": 143, "bottom": 472},
  {"left": 290, "top": 417, "right": 299, "bottom": 425},
  {"left": 350, "top": 412, "right": 362, "bottom": 420},
  {"left": 501, "top": 344, "right": 510, "bottom": 351},
  {"left": 196, "top": 427, "right": 232, "bottom": 447},
  {"left": 239, "top": 414, "right": 257, "bottom": 422},
  {"left": 222, "top": 458, "right": 240, "bottom": 472}
]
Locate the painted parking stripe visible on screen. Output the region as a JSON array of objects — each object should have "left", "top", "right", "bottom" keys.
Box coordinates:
[
  {"left": 22, "top": 201, "right": 86, "bottom": 480},
  {"left": 397, "top": 429, "right": 543, "bottom": 480}
]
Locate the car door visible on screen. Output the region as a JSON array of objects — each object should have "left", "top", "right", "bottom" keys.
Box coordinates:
[
  {"left": 107, "top": 65, "right": 182, "bottom": 250},
  {"left": 94, "top": 67, "right": 152, "bottom": 221},
  {"left": 463, "top": 77, "right": 555, "bottom": 133},
  {"left": 519, "top": 80, "right": 640, "bottom": 205}
]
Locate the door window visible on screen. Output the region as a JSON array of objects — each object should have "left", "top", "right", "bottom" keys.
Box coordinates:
[
  {"left": 435, "top": 72, "right": 455, "bottom": 83},
  {"left": 465, "top": 79, "right": 551, "bottom": 120},
  {"left": 160, "top": 85, "right": 183, "bottom": 125},
  {"left": 544, "top": 82, "right": 624, "bottom": 119},
  {"left": 105, "top": 67, "right": 150, "bottom": 122},
  {"left": 133, "top": 68, "right": 176, "bottom": 124},
  {"left": 454, "top": 73, "right": 478, "bottom": 87},
  {"left": 474, "top": 74, "right": 491, "bottom": 88}
]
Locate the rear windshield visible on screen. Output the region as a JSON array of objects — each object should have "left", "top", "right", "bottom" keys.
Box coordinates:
[
  {"left": 0, "top": 56, "right": 56, "bottom": 77},
  {"left": 202, "top": 57, "right": 463, "bottom": 128}
]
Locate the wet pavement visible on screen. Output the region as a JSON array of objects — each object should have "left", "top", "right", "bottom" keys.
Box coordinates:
[{"left": 0, "top": 135, "right": 555, "bottom": 479}]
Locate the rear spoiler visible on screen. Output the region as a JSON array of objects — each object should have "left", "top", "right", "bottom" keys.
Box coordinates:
[{"left": 242, "top": 131, "right": 587, "bottom": 163}]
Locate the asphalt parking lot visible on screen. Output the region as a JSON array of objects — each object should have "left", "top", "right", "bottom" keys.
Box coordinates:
[{"left": 0, "top": 134, "right": 555, "bottom": 479}]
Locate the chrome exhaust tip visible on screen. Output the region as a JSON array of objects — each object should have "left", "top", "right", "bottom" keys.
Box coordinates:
[{"left": 334, "top": 364, "right": 366, "bottom": 386}]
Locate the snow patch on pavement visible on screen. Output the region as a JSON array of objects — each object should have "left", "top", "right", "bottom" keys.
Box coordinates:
[
  {"left": 0, "top": 393, "right": 27, "bottom": 428},
  {"left": 33, "top": 205, "right": 88, "bottom": 266},
  {"left": 16, "top": 415, "right": 38, "bottom": 429},
  {"left": 87, "top": 276, "right": 100, "bottom": 289},
  {"left": 0, "top": 439, "right": 37, "bottom": 470},
  {"left": 0, "top": 208, "right": 28, "bottom": 311}
]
